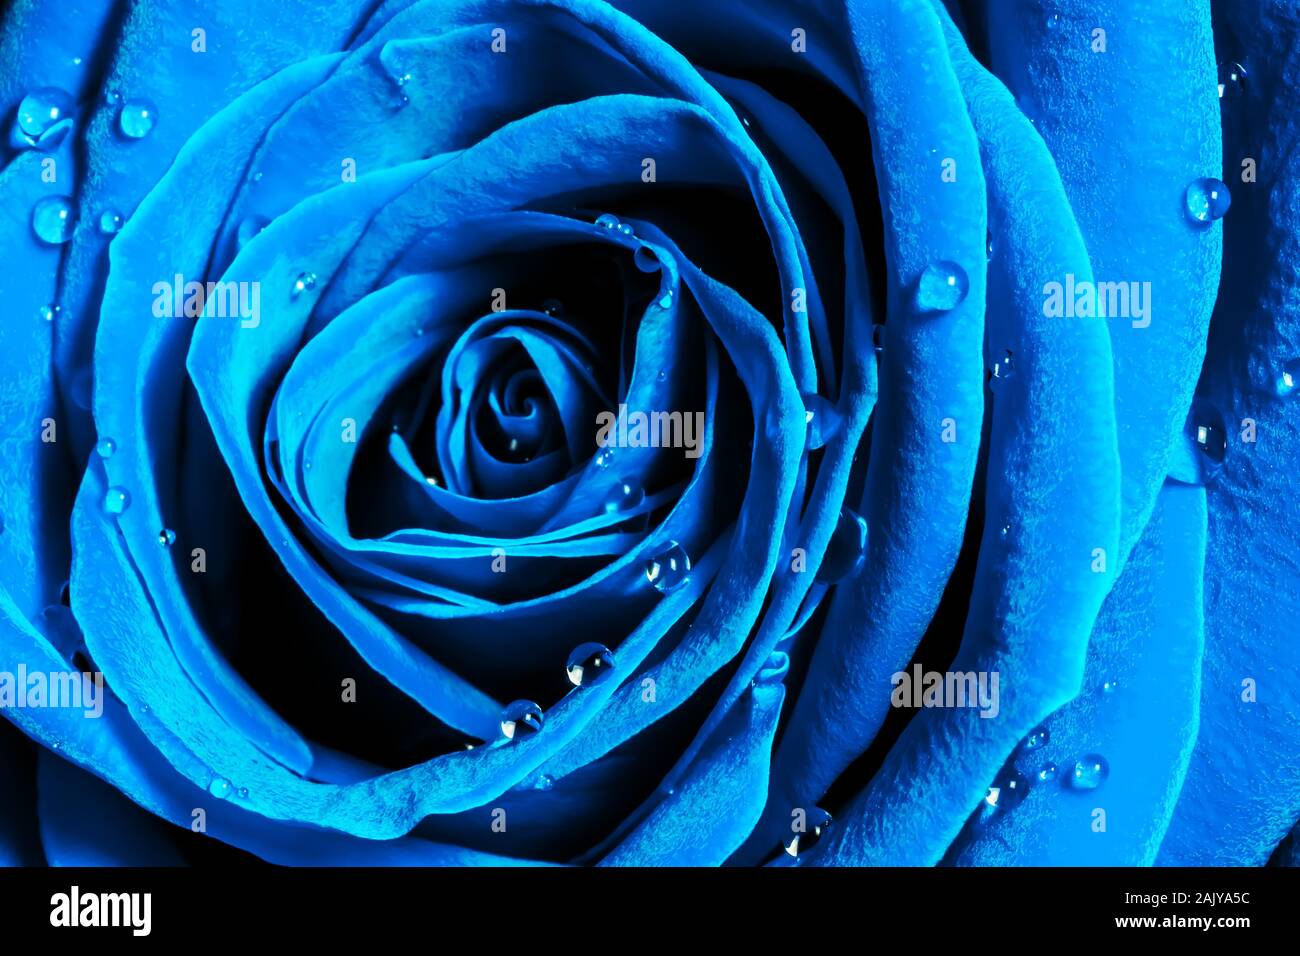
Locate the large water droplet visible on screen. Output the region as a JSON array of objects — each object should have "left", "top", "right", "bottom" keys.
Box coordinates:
[
  {"left": 207, "top": 776, "right": 232, "bottom": 799},
  {"left": 802, "top": 393, "right": 844, "bottom": 450},
  {"left": 236, "top": 214, "right": 269, "bottom": 249},
  {"left": 1217, "top": 61, "right": 1247, "bottom": 99},
  {"left": 102, "top": 486, "right": 131, "bottom": 515},
  {"left": 645, "top": 541, "right": 691, "bottom": 593},
  {"left": 117, "top": 99, "right": 157, "bottom": 139},
  {"left": 594, "top": 213, "right": 620, "bottom": 230},
  {"left": 15, "top": 87, "right": 75, "bottom": 150},
  {"left": 593, "top": 445, "right": 615, "bottom": 469},
  {"left": 499, "top": 700, "right": 545, "bottom": 740},
  {"left": 1070, "top": 754, "right": 1109, "bottom": 790},
  {"left": 98, "top": 209, "right": 125, "bottom": 235},
  {"left": 604, "top": 477, "right": 645, "bottom": 513},
  {"left": 1185, "top": 178, "right": 1231, "bottom": 224},
  {"left": 784, "top": 808, "right": 832, "bottom": 858},
  {"left": 31, "top": 195, "right": 78, "bottom": 244},
  {"left": 817, "top": 509, "right": 868, "bottom": 583},
  {"left": 565, "top": 642, "right": 616, "bottom": 688},
  {"left": 914, "top": 261, "right": 969, "bottom": 313},
  {"left": 95, "top": 436, "right": 116, "bottom": 459}
]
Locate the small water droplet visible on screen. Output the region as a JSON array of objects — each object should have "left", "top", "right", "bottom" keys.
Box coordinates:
[
  {"left": 989, "top": 349, "right": 1015, "bottom": 388},
  {"left": 593, "top": 445, "right": 615, "bottom": 469},
  {"left": 207, "top": 776, "right": 232, "bottom": 799},
  {"left": 98, "top": 209, "right": 124, "bottom": 235},
  {"left": 616, "top": 222, "right": 635, "bottom": 237},
  {"left": 604, "top": 477, "right": 645, "bottom": 513},
  {"left": 157, "top": 528, "right": 176, "bottom": 547},
  {"left": 1036, "top": 762, "right": 1058, "bottom": 782},
  {"left": 784, "top": 808, "right": 832, "bottom": 858},
  {"left": 801, "top": 392, "right": 844, "bottom": 449},
  {"left": 95, "top": 436, "right": 116, "bottom": 458},
  {"left": 1185, "top": 177, "right": 1231, "bottom": 224},
  {"left": 236, "top": 214, "right": 269, "bottom": 249},
  {"left": 291, "top": 272, "right": 317, "bottom": 299},
  {"left": 817, "top": 509, "right": 868, "bottom": 583},
  {"left": 103, "top": 486, "right": 130, "bottom": 515},
  {"left": 541, "top": 297, "right": 564, "bottom": 316},
  {"left": 1190, "top": 400, "right": 1227, "bottom": 471},
  {"left": 103, "top": 89, "right": 122, "bottom": 106},
  {"left": 15, "top": 87, "right": 75, "bottom": 150},
  {"left": 645, "top": 541, "right": 690, "bottom": 593},
  {"left": 117, "top": 99, "right": 157, "bottom": 139},
  {"left": 31, "top": 195, "right": 78, "bottom": 244},
  {"left": 237, "top": 787, "right": 250, "bottom": 799},
  {"left": 499, "top": 700, "right": 545, "bottom": 740},
  {"left": 1274, "top": 360, "right": 1300, "bottom": 397},
  {"left": 1069, "top": 754, "right": 1109, "bottom": 790},
  {"left": 594, "top": 213, "right": 620, "bottom": 230},
  {"left": 565, "top": 642, "right": 616, "bottom": 688},
  {"left": 1022, "top": 725, "right": 1050, "bottom": 751},
  {"left": 39, "top": 303, "right": 60, "bottom": 323},
  {"left": 534, "top": 774, "right": 554, "bottom": 791},
  {"left": 914, "top": 261, "right": 970, "bottom": 313},
  {"left": 1217, "top": 61, "right": 1247, "bottom": 99}
]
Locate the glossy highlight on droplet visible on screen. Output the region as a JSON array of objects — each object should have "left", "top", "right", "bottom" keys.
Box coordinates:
[
  {"left": 1185, "top": 177, "right": 1231, "bottom": 224},
  {"left": 565, "top": 642, "right": 616, "bottom": 688},
  {"left": 645, "top": 541, "right": 690, "bottom": 593},
  {"left": 15, "top": 87, "right": 74, "bottom": 150},
  {"left": 1070, "top": 754, "right": 1109, "bottom": 791},
  {"left": 117, "top": 99, "right": 157, "bottom": 139},
  {"left": 31, "top": 195, "right": 78, "bottom": 244},
  {"left": 102, "top": 486, "right": 130, "bottom": 516},
  {"left": 913, "top": 261, "right": 970, "bottom": 313},
  {"left": 499, "top": 700, "right": 544, "bottom": 740}
]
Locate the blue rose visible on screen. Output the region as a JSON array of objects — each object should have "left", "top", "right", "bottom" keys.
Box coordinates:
[{"left": 1, "top": 0, "right": 1296, "bottom": 870}]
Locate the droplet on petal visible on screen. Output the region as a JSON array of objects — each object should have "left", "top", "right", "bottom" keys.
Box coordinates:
[
  {"left": 1185, "top": 177, "right": 1231, "bottom": 224},
  {"left": 499, "top": 700, "right": 545, "bottom": 740},
  {"left": 913, "top": 261, "right": 969, "bottom": 313},
  {"left": 31, "top": 195, "right": 78, "bottom": 244},
  {"left": 645, "top": 541, "right": 690, "bottom": 593},
  {"left": 117, "top": 99, "right": 157, "bottom": 139}
]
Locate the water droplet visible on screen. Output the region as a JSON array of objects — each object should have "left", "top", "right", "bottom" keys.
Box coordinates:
[
  {"left": 914, "top": 261, "right": 969, "bottom": 313},
  {"left": 998, "top": 523, "right": 1011, "bottom": 541},
  {"left": 102, "top": 486, "right": 131, "bottom": 515},
  {"left": 237, "top": 787, "right": 250, "bottom": 799},
  {"left": 15, "top": 87, "right": 75, "bottom": 150},
  {"left": 236, "top": 214, "right": 269, "bottom": 249},
  {"left": 1217, "top": 61, "right": 1247, "bottom": 99},
  {"left": 565, "top": 642, "right": 616, "bottom": 688},
  {"left": 207, "top": 776, "right": 232, "bottom": 799},
  {"left": 817, "top": 509, "right": 868, "bottom": 583},
  {"left": 594, "top": 213, "right": 620, "bottom": 230},
  {"left": 656, "top": 290, "right": 674, "bottom": 310},
  {"left": 985, "top": 230, "right": 994, "bottom": 261},
  {"left": 1274, "top": 360, "right": 1300, "bottom": 397},
  {"left": 393, "top": 71, "right": 412, "bottom": 88},
  {"left": 541, "top": 297, "right": 564, "bottom": 316},
  {"left": 616, "top": 222, "right": 635, "bottom": 237},
  {"left": 784, "top": 808, "right": 832, "bottom": 858},
  {"left": 1185, "top": 177, "right": 1231, "bottom": 224},
  {"left": 117, "top": 99, "right": 157, "bottom": 139},
  {"left": 291, "top": 272, "right": 317, "bottom": 299},
  {"left": 389, "top": 92, "right": 410, "bottom": 111},
  {"left": 533, "top": 774, "right": 555, "bottom": 791},
  {"left": 872, "top": 323, "right": 886, "bottom": 355},
  {"left": 604, "top": 477, "right": 645, "bottom": 513},
  {"left": 158, "top": 528, "right": 176, "bottom": 547},
  {"left": 1070, "top": 754, "right": 1109, "bottom": 790},
  {"left": 1190, "top": 401, "right": 1227, "bottom": 471},
  {"left": 801, "top": 392, "right": 844, "bottom": 449},
  {"left": 1102, "top": 679, "right": 1119, "bottom": 695},
  {"left": 39, "top": 303, "right": 59, "bottom": 323},
  {"left": 1022, "top": 725, "right": 1050, "bottom": 751},
  {"left": 31, "top": 195, "right": 78, "bottom": 244},
  {"left": 499, "top": 700, "right": 545, "bottom": 740},
  {"left": 1036, "top": 762, "right": 1058, "bottom": 782},
  {"left": 645, "top": 541, "right": 691, "bottom": 593},
  {"left": 593, "top": 446, "right": 615, "bottom": 469},
  {"left": 989, "top": 349, "right": 1015, "bottom": 388},
  {"left": 95, "top": 436, "right": 116, "bottom": 458},
  {"left": 98, "top": 209, "right": 124, "bottom": 235},
  {"left": 103, "top": 89, "right": 122, "bottom": 106}
]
